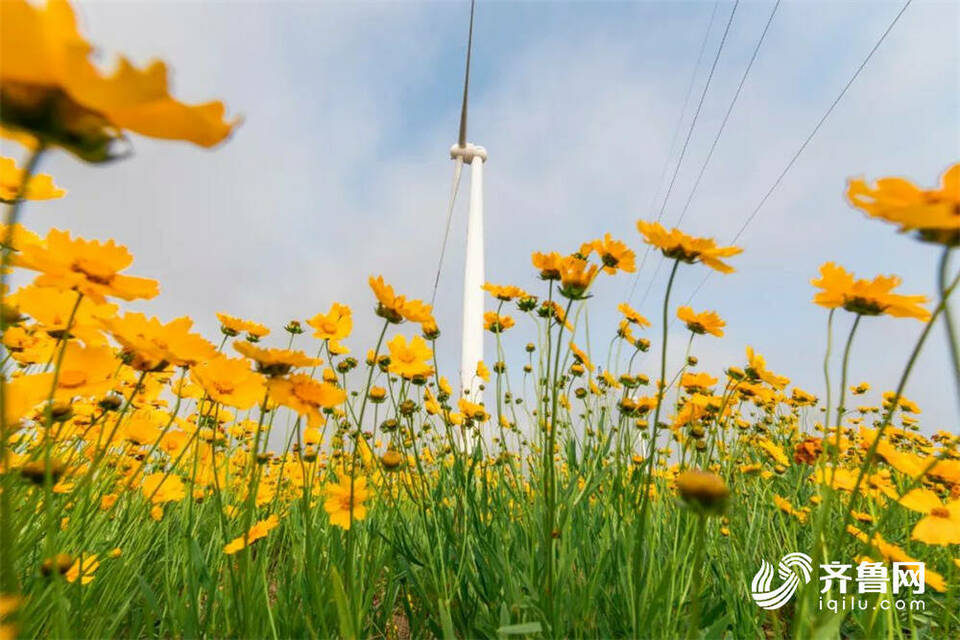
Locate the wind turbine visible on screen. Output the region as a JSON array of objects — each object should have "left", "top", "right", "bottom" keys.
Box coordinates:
[{"left": 434, "top": 0, "right": 486, "bottom": 406}]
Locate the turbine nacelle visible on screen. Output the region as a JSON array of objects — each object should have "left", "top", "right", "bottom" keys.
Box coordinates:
[{"left": 450, "top": 143, "right": 487, "bottom": 164}]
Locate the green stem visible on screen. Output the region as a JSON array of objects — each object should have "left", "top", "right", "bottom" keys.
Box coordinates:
[{"left": 938, "top": 247, "right": 959, "bottom": 405}]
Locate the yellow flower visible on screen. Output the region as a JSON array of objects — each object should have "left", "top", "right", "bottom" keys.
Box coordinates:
[
  {"left": 675, "top": 469, "right": 729, "bottom": 514},
  {"left": 617, "top": 302, "right": 650, "bottom": 328},
  {"left": 881, "top": 391, "right": 921, "bottom": 414},
  {"left": 773, "top": 494, "right": 807, "bottom": 523},
  {"left": 811, "top": 262, "right": 930, "bottom": 321},
  {"left": 851, "top": 382, "right": 870, "bottom": 395},
  {"left": 308, "top": 303, "right": 352, "bottom": 341},
  {"left": 483, "top": 311, "right": 515, "bottom": 333},
  {"left": 745, "top": 347, "right": 790, "bottom": 389},
  {"left": 386, "top": 334, "right": 433, "bottom": 380},
  {"left": 268, "top": 374, "right": 346, "bottom": 427},
  {"left": 3, "top": 372, "right": 55, "bottom": 426},
  {"left": 369, "top": 275, "right": 406, "bottom": 323},
  {"left": 141, "top": 472, "right": 186, "bottom": 504},
  {"left": 9, "top": 284, "right": 116, "bottom": 346},
  {"left": 65, "top": 554, "right": 99, "bottom": 585},
  {"left": 323, "top": 475, "right": 371, "bottom": 530},
  {"left": 569, "top": 343, "right": 595, "bottom": 372},
  {"left": 1, "top": 0, "right": 238, "bottom": 161},
  {"left": 13, "top": 229, "right": 158, "bottom": 303},
  {"left": 216, "top": 312, "right": 259, "bottom": 338},
  {"left": 458, "top": 397, "right": 488, "bottom": 422},
  {"left": 234, "top": 342, "right": 321, "bottom": 377},
  {"left": 636, "top": 221, "right": 741, "bottom": 273},
  {"left": 848, "top": 163, "right": 959, "bottom": 246},
  {"left": 676, "top": 306, "right": 724, "bottom": 337},
  {"left": 106, "top": 313, "right": 217, "bottom": 370},
  {"left": 223, "top": 514, "right": 280, "bottom": 555},
  {"left": 558, "top": 256, "right": 598, "bottom": 299},
  {"left": 680, "top": 372, "right": 717, "bottom": 392},
  {"left": 482, "top": 282, "right": 529, "bottom": 301},
  {"left": 398, "top": 298, "right": 434, "bottom": 326},
  {"left": 898, "top": 489, "right": 960, "bottom": 546},
  {"left": 0, "top": 156, "right": 64, "bottom": 200},
  {"left": 0, "top": 223, "right": 42, "bottom": 254},
  {"left": 583, "top": 233, "right": 636, "bottom": 274},
  {"left": 190, "top": 356, "right": 265, "bottom": 410},
  {"left": 531, "top": 251, "right": 563, "bottom": 280},
  {"left": 476, "top": 360, "right": 490, "bottom": 382},
  {"left": 54, "top": 342, "right": 116, "bottom": 399},
  {"left": 790, "top": 388, "right": 818, "bottom": 406}
]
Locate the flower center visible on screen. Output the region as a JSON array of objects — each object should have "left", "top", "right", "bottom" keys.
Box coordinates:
[
  {"left": 213, "top": 381, "right": 235, "bottom": 394},
  {"left": 322, "top": 321, "right": 338, "bottom": 333},
  {"left": 931, "top": 507, "right": 950, "bottom": 518},
  {"left": 72, "top": 259, "right": 115, "bottom": 285},
  {"left": 842, "top": 295, "right": 887, "bottom": 316}
]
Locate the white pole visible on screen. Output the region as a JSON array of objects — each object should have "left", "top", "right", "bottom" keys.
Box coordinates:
[{"left": 450, "top": 143, "right": 487, "bottom": 405}]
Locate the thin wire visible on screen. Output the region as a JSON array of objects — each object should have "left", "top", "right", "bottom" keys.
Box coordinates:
[
  {"left": 632, "top": 0, "right": 780, "bottom": 311},
  {"left": 627, "top": 1, "right": 720, "bottom": 304},
  {"left": 431, "top": 157, "right": 464, "bottom": 306},
  {"left": 680, "top": 0, "right": 913, "bottom": 311},
  {"left": 432, "top": 0, "right": 477, "bottom": 306},
  {"left": 627, "top": 0, "right": 740, "bottom": 302},
  {"left": 674, "top": 0, "right": 781, "bottom": 229}
]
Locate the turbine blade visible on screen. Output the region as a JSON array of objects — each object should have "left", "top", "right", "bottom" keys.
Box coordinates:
[{"left": 457, "top": 0, "right": 476, "bottom": 148}]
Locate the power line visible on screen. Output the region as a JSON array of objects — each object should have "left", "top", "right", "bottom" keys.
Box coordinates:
[
  {"left": 674, "top": 0, "right": 781, "bottom": 229},
  {"left": 627, "top": 0, "right": 740, "bottom": 302},
  {"left": 626, "top": 1, "right": 721, "bottom": 304},
  {"left": 632, "top": 0, "right": 780, "bottom": 311},
  {"left": 680, "top": 0, "right": 914, "bottom": 311}
]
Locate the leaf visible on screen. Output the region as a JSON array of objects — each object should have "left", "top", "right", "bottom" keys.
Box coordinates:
[
  {"left": 497, "top": 621, "right": 543, "bottom": 635},
  {"left": 439, "top": 599, "right": 456, "bottom": 640},
  {"left": 329, "top": 566, "right": 356, "bottom": 640}
]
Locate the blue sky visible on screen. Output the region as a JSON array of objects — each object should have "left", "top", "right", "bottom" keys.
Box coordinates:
[{"left": 8, "top": 0, "right": 958, "bottom": 431}]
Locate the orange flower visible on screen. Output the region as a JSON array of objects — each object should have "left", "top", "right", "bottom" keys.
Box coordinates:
[
  {"left": 531, "top": 251, "right": 563, "bottom": 280},
  {"left": 369, "top": 275, "right": 413, "bottom": 324},
  {"left": 190, "top": 356, "right": 265, "bottom": 410},
  {"left": 9, "top": 284, "right": 116, "bottom": 346},
  {"left": 65, "top": 554, "right": 99, "bottom": 585},
  {"left": 1, "top": 0, "right": 238, "bottom": 161},
  {"left": 898, "top": 488, "right": 960, "bottom": 546},
  {"left": 223, "top": 515, "right": 280, "bottom": 554},
  {"left": 234, "top": 342, "right": 321, "bottom": 377},
  {"left": 141, "top": 472, "right": 186, "bottom": 504},
  {"left": 636, "top": 221, "right": 741, "bottom": 273},
  {"left": 617, "top": 302, "right": 650, "bottom": 328},
  {"left": 307, "top": 303, "right": 352, "bottom": 341},
  {"left": 848, "top": 163, "right": 959, "bottom": 246},
  {"left": 558, "top": 256, "right": 598, "bottom": 300},
  {"left": 267, "top": 374, "right": 346, "bottom": 427},
  {"left": 583, "top": 233, "right": 636, "bottom": 274},
  {"left": 13, "top": 229, "right": 158, "bottom": 303},
  {"left": 386, "top": 334, "right": 433, "bottom": 380},
  {"left": 677, "top": 306, "right": 725, "bottom": 337},
  {"left": 323, "top": 476, "right": 371, "bottom": 530},
  {"left": 0, "top": 156, "right": 64, "bottom": 200},
  {"left": 483, "top": 311, "right": 515, "bottom": 333},
  {"left": 811, "top": 262, "right": 930, "bottom": 321},
  {"left": 482, "top": 283, "right": 528, "bottom": 301},
  {"left": 745, "top": 347, "right": 790, "bottom": 389},
  {"left": 105, "top": 313, "right": 216, "bottom": 370}
]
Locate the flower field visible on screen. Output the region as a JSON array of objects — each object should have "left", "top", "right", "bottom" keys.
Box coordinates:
[{"left": 1, "top": 1, "right": 958, "bottom": 638}]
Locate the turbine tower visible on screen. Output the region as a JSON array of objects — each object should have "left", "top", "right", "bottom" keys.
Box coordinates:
[{"left": 449, "top": 0, "right": 485, "bottom": 404}]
